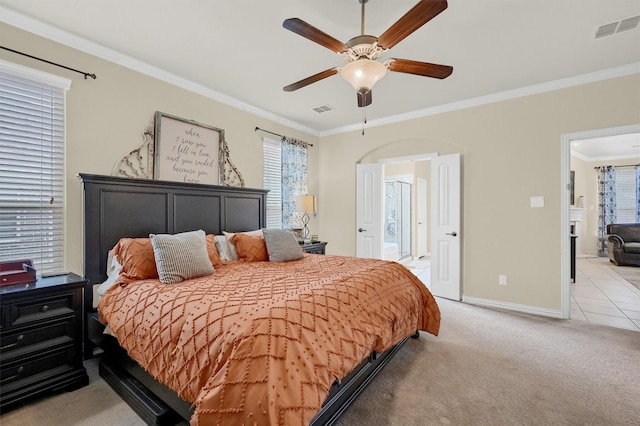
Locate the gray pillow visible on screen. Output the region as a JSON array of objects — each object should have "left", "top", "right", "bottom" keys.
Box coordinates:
[
  {"left": 262, "top": 229, "right": 304, "bottom": 262},
  {"left": 150, "top": 230, "right": 214, "bottom": 284}
]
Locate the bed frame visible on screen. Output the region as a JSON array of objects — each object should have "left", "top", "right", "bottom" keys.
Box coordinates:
[{"left": 80, "top": 173, "right": 410, "bottom": 426}]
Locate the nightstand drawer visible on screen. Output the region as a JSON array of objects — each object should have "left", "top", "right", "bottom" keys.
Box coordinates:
[
  {"left": 0, "top": 344, "right": 76, "bottom": 391},
  {"left": 1, "top": 320, "right": 74, "bottom": 359},
  {"left": 301, "top": 241, "right": 327, "bottom": 255},
  {"left": 3, "top": 293, "right": 76, "bottom": 329}
]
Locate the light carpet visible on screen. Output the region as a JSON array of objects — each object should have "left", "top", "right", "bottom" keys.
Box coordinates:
[{"left": 2, "top": 298, "right": 639, "bottom": 426}]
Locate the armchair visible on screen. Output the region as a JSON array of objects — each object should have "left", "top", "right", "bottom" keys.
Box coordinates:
[{"left": 607, "top": 223, "right": 640, "bottom": 267}]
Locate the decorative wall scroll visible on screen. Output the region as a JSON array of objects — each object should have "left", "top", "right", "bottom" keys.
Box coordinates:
[
  {"left": 111, "top": 120, "right": 155, "bottom": 179},
  {"left": 112, "top": 112, "right": 245, "bottom": 187}
]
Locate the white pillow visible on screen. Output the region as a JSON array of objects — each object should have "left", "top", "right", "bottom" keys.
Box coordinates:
[
  {"left": 97, "top": 255, "right": 122, "bottom": 296},
  {"left": 223, "top": 229, "right": 263, "bottom": 261},
  {"left": 214, "top": 235, "right": 232, "bottom": 261},
  {"left": 94, "top": 249, "right": 122, "bottom": 308},
  {"left": 150, "top": 230, "right": 214, "bottom": 284}
]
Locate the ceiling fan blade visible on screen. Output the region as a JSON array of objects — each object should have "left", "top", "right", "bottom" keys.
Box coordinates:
[
  {"left": 377, "top": 0, "right": 448, "bottom": 49},
  {"left": 283, "top": 18, "right": 349, "bottom": 53},
  {"left": 357, "top": 90, "right": 372, "bottom": 107},
  {"left": 388, "top": 58, "right": 453, "bottom": 79},
  {"left": 283, "top": 68, "right": 339, "bottom": 92}
]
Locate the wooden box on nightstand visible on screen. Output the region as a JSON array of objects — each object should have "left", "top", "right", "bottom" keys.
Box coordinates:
[{"left": 0, "top": 273, "right": 89, "bottom": 412}]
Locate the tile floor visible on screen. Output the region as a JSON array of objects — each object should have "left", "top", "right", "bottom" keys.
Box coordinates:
[
  {"left": 405, "top": 255, "right": 640, "bottom": 332},
  {"left": 571, "top": 255, "right": 640, "bottom": 331}
]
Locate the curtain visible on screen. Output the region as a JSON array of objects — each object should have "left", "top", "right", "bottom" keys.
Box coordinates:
[
  {"left": 596, "top": 166, "right": 616, "bottom": 256},
  {"left": 281, "top": 137, "right": 308, "bottom": 229}
]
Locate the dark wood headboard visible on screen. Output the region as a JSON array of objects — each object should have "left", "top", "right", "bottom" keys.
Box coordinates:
[{"left": 80, "top": 173, "right": 267, "bottom": 300}]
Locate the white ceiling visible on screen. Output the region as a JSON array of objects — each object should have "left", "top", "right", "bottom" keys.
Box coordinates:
[
  {"left": 1, "top": 0, "right": 639, "bottom": 138},
  {"left": 571, "top": 132, "right": 640, "bottom": 161}
]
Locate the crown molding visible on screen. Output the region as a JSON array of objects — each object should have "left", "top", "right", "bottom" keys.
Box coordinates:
[
  {"left": 0, "top": 5, "right": 319, "bottom": 137},
  {"left": 321, "top": 62, "right": 640, "bottom": 137},
  {"left": 3, "top": 5, "right": 638, "bottom": 140}
]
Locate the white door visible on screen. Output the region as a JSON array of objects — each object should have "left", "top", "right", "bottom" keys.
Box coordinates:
[
  {"left": 356, "top": 163, "right": 384, "bottom": 258},
  {"left": 430, "top": 153, "right": 461, "bottom": 300},
  {"left": 417, "top": 178, "right": 428, "bottom": 258}
]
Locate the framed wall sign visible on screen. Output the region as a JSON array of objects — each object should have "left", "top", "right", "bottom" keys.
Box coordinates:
[{"left": 153, "top": 111, "right": 224, "bottom": 185}]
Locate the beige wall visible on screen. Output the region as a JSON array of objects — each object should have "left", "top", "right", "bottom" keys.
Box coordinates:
[
  {"left": 571, "top": 155, "right": 640, "bottom": 256},
  {"left": 319, "top": 74, "right": 640, "bottom": 311},
  {"left": 1, "top": 23, "right": 319, "bottom": 276},
  {"left": 4, "top": 21, "right": 639, "bottom": 314}
]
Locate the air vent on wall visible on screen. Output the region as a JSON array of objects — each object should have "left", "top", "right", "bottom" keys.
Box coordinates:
[
  {"left": 312, "top": 105, "right": 334, "bottom": 113},
  {"left": 595, "top": 15, "right": 640, "bottom": 39}
]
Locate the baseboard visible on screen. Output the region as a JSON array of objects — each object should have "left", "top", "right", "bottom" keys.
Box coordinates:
[{"left": 462, "top": 296, "right": 564, "bottom": 319}]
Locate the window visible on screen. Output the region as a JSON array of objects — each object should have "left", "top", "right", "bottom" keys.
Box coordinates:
[
  {"left": 615, "top": 167, "right": 639, "bottom": 223},
  {"left": 0, "top": 61, "right": 70, "bottom": 273},
  {"left": 262, "top": 136, "right": 309, "bottom": 229},
  {"left": 263, "top": 138, "right": 283, "bottom": 229}
]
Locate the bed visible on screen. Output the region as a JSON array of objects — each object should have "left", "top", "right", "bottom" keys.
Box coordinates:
[{"left": 80, "top": 173, "right": 440, "bottom": 425}]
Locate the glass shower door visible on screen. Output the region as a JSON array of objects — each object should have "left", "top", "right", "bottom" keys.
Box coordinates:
[{"left": 384, "top": 180, "right": 412, "bottom": 261}]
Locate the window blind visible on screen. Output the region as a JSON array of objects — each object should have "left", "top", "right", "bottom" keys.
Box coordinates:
[
  {"left": 0, "top": 66, "right": 68, "bottom": 273},
  {"left": 263, "top": 138, "right": 283, "bottom": 229},
  {"left": 615, "top": 167, "right": 639, "bottom": 223}
]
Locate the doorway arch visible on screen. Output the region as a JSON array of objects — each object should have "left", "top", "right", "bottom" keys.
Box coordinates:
[{"left": 355, "top": 138, "right": 464, "bottom": 300}]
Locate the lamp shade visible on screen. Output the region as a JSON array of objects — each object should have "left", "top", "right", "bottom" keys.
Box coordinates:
[
  {"left": 340, "top": 59, "right": 387, "bottom": 93},
  {"left": 296, "top": 194, "right": 316, "bottom": 213}
]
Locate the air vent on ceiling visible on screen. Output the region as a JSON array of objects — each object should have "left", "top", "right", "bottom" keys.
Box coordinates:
[
  {"left": 595, "top": 15, "right": 640, "bottom": 39},
  {"left": 618, "top": 15, "right": 640, "bottom": 32},
  {"left": 312, "top": 105, "right": 334, "bottom": 113}
]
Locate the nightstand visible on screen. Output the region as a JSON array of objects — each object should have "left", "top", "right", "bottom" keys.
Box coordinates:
[
  {"left": 301, "top": 241, "right": 328, "bottom": 255},
  {"left": 0, "top": 273, "right": 89, "bottom": 412}
]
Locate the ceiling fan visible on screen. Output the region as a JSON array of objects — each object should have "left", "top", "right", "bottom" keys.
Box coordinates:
[{"left": 282, "top": 0, "right": 453, "bottom": 108}]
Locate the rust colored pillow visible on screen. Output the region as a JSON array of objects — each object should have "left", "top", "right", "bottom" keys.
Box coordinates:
[
  {"left": 205, "top": 234, "right": 223, "bottom": 267},
  {"left": 113, "top": 237, "right": 158, "bottom": 281},
  {"left": 230, "top": 233, "right": 268, "bottom": 262}
]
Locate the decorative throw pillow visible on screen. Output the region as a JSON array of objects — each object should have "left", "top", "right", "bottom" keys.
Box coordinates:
[
  {"left": 205, "top": 234, "right": 223, "bottom": 267},
  {"left": 223, "top": 229, "right": 263, "bottom": 260},
  {"left": 150, "top": 230, "right": 215, "bottom": 284},
  {"left": 230, "top": 233, "right": 268, "bottom": 262},
  {"left": 262, "top": 229, "right": 304, "bottom": 262},
  {"left": 112, "top": 237, "right": 158, "bottom": 281}
]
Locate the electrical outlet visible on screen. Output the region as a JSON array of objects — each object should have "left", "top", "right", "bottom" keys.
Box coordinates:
[{"left": 498, "top": 275, "right": 508, "bottom": 285}]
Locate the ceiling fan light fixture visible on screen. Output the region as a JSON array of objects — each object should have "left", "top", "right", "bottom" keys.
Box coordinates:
[{"left": 340, "top": 59, "right": 387, "bottom": 93}]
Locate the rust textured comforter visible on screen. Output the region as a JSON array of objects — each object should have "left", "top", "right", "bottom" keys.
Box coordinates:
[{"left": 99, "top": 254, "right": 440, "bottom": 425}]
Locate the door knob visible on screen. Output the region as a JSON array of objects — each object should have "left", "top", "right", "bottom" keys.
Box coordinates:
[
  {"left": 446, "top": 231, "right": 458, "bottom": 237},
  {"left": 358, "top": 228, "right": 367, "bottom": 232}
]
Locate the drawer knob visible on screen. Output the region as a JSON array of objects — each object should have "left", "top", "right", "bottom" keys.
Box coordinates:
[
  {"left": 41, "top": 304, "right": 49, "bottom": 312},
  {"left": 0, "top": 334, "right": 23, "bottom": 350}
]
